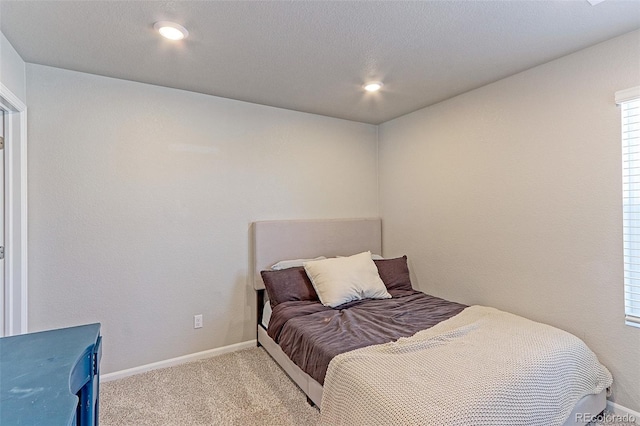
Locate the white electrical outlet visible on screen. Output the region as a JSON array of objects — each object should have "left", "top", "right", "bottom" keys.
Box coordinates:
[{"left": 194, "top": 314, "right": 203, "bottom": 329}]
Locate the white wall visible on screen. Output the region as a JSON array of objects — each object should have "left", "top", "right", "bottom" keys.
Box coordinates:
[
  {"left": 26, "top": 64, "right": 378, "bottom": 373},
  {"left": 0, "top": 31, "right": 26, "bottom": 103},
  {"left": 379, "top": 30, "right": 640, "bottom": 411}
]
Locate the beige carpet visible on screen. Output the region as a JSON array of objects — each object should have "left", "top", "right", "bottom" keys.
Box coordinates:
[
  {"left": 100, "top": 347, "right": 637, "bottom": 426},
  {"left": 100, "top": 348, "right": 319, "bottom": 425}
]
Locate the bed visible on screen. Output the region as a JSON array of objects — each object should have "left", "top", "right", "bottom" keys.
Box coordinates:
[{"left": 251, "top": 218, "right": 611, "bottom": 425}]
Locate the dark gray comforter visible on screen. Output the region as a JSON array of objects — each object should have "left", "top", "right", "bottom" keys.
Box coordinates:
[{"left": 267, "top": 289, "right": 466, "bottom": 384}]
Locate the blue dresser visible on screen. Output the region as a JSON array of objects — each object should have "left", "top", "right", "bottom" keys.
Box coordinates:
[{"left": 0, "top": 323, "right": 102, "bottom": 425}]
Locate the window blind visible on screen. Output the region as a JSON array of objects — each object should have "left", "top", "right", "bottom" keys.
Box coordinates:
[{"left": 619, "top": 86, "right": 640, "bottom": 328}]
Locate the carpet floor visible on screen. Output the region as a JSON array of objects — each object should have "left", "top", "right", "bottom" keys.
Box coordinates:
[{"left": 100, "top": 347, "right": 636, "bottom": 426}]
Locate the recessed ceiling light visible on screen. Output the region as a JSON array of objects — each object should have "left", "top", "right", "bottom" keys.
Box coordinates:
[
  {"left": 154, "top": 21, "right": 189, "bottom": 41},
  {"left": 363, "top": 81, "right": 383, "bottom": 92}
]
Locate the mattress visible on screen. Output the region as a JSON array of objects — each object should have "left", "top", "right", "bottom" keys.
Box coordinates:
[
  {"left": 262, "top": 301, "right": 272, "bottom": 329},
  {"left": 267, "top": 289, "right": 466, "bottom": 384}
]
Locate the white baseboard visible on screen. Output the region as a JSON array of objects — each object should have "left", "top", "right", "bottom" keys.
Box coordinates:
[
  {"left": 100, "top": 339, "right": 256, "bottom": 382},
  {"left": 606, "top": 400, "right": 640, "bottom": 421}
]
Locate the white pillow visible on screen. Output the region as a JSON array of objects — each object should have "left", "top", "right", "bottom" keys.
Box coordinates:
[
  {"left": 338, "top": 253, "right": 384, "bottom": 260},
  {"left": 303, "top": 251, "right": 391, "bottom": 308},
  {"left": 271, "top": 256, "right": 326, "bottom": 270}
]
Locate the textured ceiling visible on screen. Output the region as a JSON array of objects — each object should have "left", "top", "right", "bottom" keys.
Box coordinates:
[{"left": 1, "top": 1, "right": 639, "bottom": 124}]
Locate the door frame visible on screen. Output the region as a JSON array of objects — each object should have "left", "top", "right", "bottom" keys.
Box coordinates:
[{"left": 0, "top": 82, "right": 28, "bottom": 336}]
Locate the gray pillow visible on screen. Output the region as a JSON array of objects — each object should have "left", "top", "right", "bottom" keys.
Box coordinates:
[
  {"left": 374, "top": 256, "right": 413, "bottom": 292},
  {"left": 261, "top": 267, "right": 319, "bottom": 308}
]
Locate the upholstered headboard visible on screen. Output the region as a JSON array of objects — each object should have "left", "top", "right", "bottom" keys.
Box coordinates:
[{"left": 252, "top": 218, "right": 382, "bottom": 290}]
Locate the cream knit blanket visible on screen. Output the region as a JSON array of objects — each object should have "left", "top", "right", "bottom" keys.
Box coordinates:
[{"left": 320, "top": 306, "right": 612, "bottom": 426}]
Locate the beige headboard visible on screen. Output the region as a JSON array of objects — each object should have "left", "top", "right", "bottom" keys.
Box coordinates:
[{"left": 252, "top": 218, "right": 382, "bottom": 290}]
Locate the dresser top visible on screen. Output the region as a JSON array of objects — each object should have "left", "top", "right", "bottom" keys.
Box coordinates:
[{"left": 0, "top": 323, "right": 101, "bottom": 425}]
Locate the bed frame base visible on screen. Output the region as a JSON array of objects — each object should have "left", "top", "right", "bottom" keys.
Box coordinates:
[
  {"left": 257, "top": 325, "right": 323, "bottom": 407},
  {"left": 257, "top": 325, "right": 606, "bottom": 423}
]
